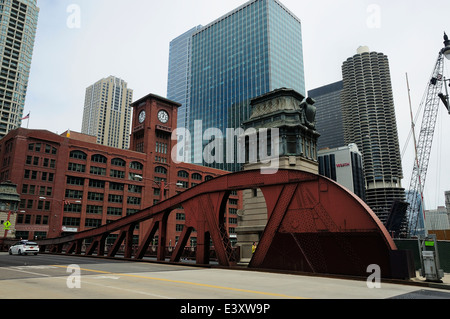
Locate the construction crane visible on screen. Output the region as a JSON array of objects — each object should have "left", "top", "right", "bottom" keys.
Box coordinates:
[{"left": 404, "top": 33, "right": 450, "bottom": 238}]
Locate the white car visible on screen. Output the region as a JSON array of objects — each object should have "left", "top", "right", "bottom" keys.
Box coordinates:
[{"left": 9, "top": 241, "right": 39, "bottom": 256}]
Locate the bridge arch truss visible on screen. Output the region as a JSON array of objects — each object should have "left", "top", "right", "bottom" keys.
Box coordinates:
[{"left": 36, "top": 169, "right": 411, "bottom": 279}]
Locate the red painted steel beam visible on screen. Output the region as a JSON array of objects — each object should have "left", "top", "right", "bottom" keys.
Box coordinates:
[
  {"left": 170, "top": 226, "right": 193, "bottom": 263},
  {"left": 35, "top": 169, "right": 400, "bottom": 277},
  {"left": 250, "top": 184, "right": 298, "bottom": 268},
  {"left": 135, "top": 219, "right": 159, "bottom": 260}
]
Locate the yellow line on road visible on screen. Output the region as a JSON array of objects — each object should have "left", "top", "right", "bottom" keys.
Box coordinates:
[{"left": 52, "top": 265, "right": 306, "bottom": 299}]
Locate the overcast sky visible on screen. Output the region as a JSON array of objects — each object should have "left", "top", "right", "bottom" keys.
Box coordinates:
[{"left": 24, "top": 0, "right": 450, "bottom": 209}]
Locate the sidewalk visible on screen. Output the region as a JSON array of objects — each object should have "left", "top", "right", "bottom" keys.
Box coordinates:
[{"left": 408, "top": 272, "right": 450, "bottom": 290}]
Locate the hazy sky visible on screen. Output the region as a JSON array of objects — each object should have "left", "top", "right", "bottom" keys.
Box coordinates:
[{"left": 24, "top": 0, "right": 450, "bottom": 209}]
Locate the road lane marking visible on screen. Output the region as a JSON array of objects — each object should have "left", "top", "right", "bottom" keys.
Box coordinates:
[
  {"left": 51, "top": 265, "right": 307, "bottom": 299},
  {"left": 4, "top": 267, "right": 51, "bottom": 277},
  {"left": 77, "top": 278, "right": 172, "bottom": 299}
]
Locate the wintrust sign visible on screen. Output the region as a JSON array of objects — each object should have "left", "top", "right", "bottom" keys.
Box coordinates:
[{"left": 336, "top": 163, "right": 350, "bottom": 168}]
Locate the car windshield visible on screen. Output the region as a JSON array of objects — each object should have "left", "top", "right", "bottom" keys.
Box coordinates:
[{"left": 25, "top": 242, "right": 38, "bottom": 246}]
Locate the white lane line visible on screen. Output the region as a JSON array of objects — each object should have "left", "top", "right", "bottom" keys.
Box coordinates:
[
  {"left": 79, "top": 279, "right": 173, "bottom": 299},
  {"left": 3, "top": 267, "right": 51, "bottom": 277},
  {"left": 3, "top": 265, "right": 172, "bottom": 299}
]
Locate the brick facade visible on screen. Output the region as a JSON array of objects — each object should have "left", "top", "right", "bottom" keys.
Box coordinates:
[{"left": 0, "top": 93, "right": 240, "bottom": 248}]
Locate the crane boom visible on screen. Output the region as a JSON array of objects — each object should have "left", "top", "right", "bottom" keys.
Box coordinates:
[{"left": 405, "top": 52, "right": 445, "bottom": 237}]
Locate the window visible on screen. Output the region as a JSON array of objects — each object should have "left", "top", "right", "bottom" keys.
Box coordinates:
[
  {"left": 64, "top": 204, "right": 82, "bottom": 213},
  {"left": 91, "top": 154, "right": 107, "bottom": 163},
  {"left": 127, "top": 196, "right": 141, "bottom": 205},
  {"left": 177, "top": 170, "right": 189, "bottom": 178},
  {"left": 108, "top": 194, "right": 123, "bottom": 203},
  {"left": 130, "top": 161, "right": 143, "bottom": 170},
  {"left": 107, "top": 207, "right": 122, "bottom": 216},
  {"left": 68, "top": 163, "right": 86, "bottom": 173},
  {"left": 155, "top": 166, "right": 167, "bottom": 175},
  {"left": 85, "top": 219, "right": 101, "bottom": 228},
  {"left": 192, "top": 173, "right": 202, "bottom": 181},
  {"left": 65, "top": 189, "right": 83, "bottom": 199},
  {"left": 87, "top": 192, "right": 104, "bottom": 201},
  {"left": 177, "top": 181, "right": 189, "bottom": 189},
  {"left": 70, "top": 150, "right": 87, "bottom": 160},
  {"left": 111, "top": 158, "right": 126, "bottom": 167},
  {"left": 63, "top": 217, "right": 80, "bottom": 227},
  {"left": 86, "top": 205, "right": 102, "bottom": 214},
  {"left": 110, "top": 169, "right": 125, "bottom": 179},
  {"left": 128, "top": 185, "right": 142, "bottom": 193},
  {"left": 89, "top": 179, "right": 105, "bottom": 189},
  {"left": 37, "top": 200, "right": 51, "bottom": 211},
  {"left": 39, "top": 186, "right": 52, "bottom": 197},
  {"left": 110, "top": 182, "right": 124, "bottom": 191},
  {"left": 90, "top": 166, "right": 106, "bottom": 176}
]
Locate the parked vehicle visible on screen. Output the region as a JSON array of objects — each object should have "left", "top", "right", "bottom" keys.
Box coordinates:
[{"left": 9, "top": 241, "right": 39, "bottom": 256}]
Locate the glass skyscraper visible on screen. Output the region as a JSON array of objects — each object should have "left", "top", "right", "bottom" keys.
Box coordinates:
[
  {"left": 0, "top": 0, "right": 39, "bottom": 139},
  {"left": 308, "top": 81, "right": 345, "bottom": 151},
  {"left": 168, "top": 0, "right": 305, "bottom": 171},
  {"left": 167, "top": 26, "right": 202, "bottom": 135}
]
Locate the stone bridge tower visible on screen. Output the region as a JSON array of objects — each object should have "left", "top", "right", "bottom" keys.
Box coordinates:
[{"left": 237, "top": 88, "right": 320, "bottom": 262}]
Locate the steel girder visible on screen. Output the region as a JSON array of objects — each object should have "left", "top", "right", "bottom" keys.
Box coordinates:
[{"left": 37, "top": 169, "right": 411, "bottom": 279}]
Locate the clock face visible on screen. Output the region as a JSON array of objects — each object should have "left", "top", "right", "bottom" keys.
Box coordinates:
[
  {"left": 138, "top": 110, "right": 146, "bottom": 123},
  {"left": 158, "top": 110, "right": 169, "bottom": 124}
]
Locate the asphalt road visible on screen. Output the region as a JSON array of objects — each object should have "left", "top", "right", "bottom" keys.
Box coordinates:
[{"left": 2, "top": 252, "right": 450, "bottom": 305}]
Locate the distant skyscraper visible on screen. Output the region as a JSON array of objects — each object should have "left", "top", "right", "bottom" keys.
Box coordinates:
[
  {"left": 341, "top": 46, "right": 405, "bottom": 223},
  {"left": 0, "top": 0, "right": 39, "bottom": 139},
  {"left": 318, "top": 143, "right": 366, "bottom": 201},
  {"left": 169, "top": 0, "right": 306, "bottom": 171},
  {"left": 81, "top": 76, "right": 133, "bottom": 149},
  {"left": 308, "top": 81, "right": 345, "bottom": 150}
]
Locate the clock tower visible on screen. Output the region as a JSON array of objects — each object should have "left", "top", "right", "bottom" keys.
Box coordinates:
[{"left": 130, "top": 93, "right": 180, "bottom": 155}]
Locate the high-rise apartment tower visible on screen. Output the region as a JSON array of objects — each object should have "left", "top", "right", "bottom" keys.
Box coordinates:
[
  {"left": 0, "top": 0, "right": 39, "bottom": 139},
  {"left": 168, "top": 0, "right": 306, "bottom": 171},
  {"left": 341, "top": 46, "right": 405, "bottom": 223},
  {"left": 81, "top": 76, "right": 133, "bottom": 149}
]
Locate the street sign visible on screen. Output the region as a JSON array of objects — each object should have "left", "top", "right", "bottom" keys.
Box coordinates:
[{"left": 3, "top": 221, "right": 11, "bottom": 231}]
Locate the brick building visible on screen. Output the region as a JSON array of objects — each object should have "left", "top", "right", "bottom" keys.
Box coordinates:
[{"left": 0, "top": 93, "right": 240, "bottom": 248}]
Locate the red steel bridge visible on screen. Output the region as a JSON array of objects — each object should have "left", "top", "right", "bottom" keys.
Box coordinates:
[{"left": 30, "top": 169, "right": 413, "bottom": 279}]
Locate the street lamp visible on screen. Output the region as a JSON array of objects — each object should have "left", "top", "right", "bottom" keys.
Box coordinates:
[
  {"left": 134, "top": 175, "right": 183, "bottom": 200},
  {"left": 39, "top": 197, "right": 81, "bottom": 238}
]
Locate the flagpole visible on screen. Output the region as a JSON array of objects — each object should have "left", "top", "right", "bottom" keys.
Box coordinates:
[{"left": 27, "top": 111, "right": 30, "bottom": 129}]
